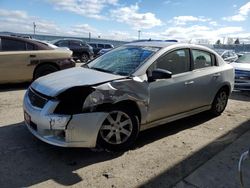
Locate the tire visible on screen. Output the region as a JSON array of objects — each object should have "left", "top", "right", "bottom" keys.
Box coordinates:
[
  {"left": 97, "top": 107, "right": 139, "bottom": 151},
  {"left": 81, "top": 53, "right": 89, "bottom": 63},
  {"left": 34, "top": 64, "right": 59, "bottom": 80},
  {"left": 210, "top": 88, "right": 229, "bottom": 116}
]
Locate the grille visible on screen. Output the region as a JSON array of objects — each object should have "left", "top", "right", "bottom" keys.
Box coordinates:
[
  {"left": 235, "top": 70, "right": 250, "bottom": 77},
  {"left": 28, "top": 88, "right": 48, "bottom": 108}
]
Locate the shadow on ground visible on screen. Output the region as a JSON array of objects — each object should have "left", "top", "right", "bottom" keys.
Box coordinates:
[
  {"left": 0, "top": 82, "right": 30, "bottom": 92},
  {"left": 0, "top": 92, "right": 249, "bottom": 187},
  {"left": 0, "top": 112, "right": 216, "bottom": 187},
  {"left": 230, "top": 91, "right": 250, "bottom": 102},
  {"left": 140, "top": 119, "right": 250, "bottom": 188}
]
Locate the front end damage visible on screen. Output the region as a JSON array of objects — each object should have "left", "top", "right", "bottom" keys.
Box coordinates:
[{"left": 23, "top": 76, "right": 149, "bottom": 148}]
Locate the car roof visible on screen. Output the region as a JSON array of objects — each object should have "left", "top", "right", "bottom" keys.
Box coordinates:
[
  {"left": 125, "top": 41, "right": 215, "bottom": 52},
  {"left": 0, "top": 35, "right": 52, "bottom": 50},
  {"left": 125, "top": 41, "right": 178, "bottom": 48},
  {"left": 88, "top": 42, "right": 113, "bottom": 45},
  {"left": 54, "top": 38, "right": 84, "bottom": 42}
]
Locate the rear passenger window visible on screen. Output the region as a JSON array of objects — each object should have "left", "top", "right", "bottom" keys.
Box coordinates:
[
  {"left": 26, "top": 43, "right": 36, "bottom": 51},
  {"left": 98, "top": 44, "right": 104, "bottom": 48},
  {"left": 57, "top": 41, "right": 69, "bottom": 47},
  {"left": 156, "top": 49, "right": 190, "bottom": 74},
  {"left": 70, "top": 41, "right": 81, "bottom": 47},
  {"left": 105, "top": 44, "right": 111, "bottom": 48},
  {"left": 192, "top": 50, "right": 213, "bottom": 69},
  {"left": 89, "top": 43, "right": 96, "bottom": 48},
  {"left": 1, "top": 38, "right": 26, "bottom": 51}
]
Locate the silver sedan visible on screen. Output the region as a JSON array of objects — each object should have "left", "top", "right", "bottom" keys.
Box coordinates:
[{"left": 23, "top": 42, "right": 234, "bottom": 150}]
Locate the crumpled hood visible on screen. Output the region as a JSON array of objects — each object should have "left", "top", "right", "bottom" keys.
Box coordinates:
[
  {"left": 231, "top": 62, "right": 250, "bottom": 71},
  {"left": 31, "top": 67, "right": 125, "bottom": 97}
]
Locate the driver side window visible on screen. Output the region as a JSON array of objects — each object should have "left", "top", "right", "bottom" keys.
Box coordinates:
[{"left": 156, "top": 49, "right": 191, "bottom": 74}]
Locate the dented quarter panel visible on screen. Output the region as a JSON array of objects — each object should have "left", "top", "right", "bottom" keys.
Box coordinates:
[{"left": 93, "top": 75, "right": 150, "bottom": 125}]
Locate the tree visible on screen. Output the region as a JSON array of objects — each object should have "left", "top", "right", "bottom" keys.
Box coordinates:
[
  {"left": 216, "top": 39, "right": 221, "bottom": 45},
  {"left": 234, "top": 38, "right": 240, "bottom": 44}
]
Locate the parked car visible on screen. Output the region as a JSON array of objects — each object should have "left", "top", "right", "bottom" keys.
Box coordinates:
[
  {"left": 0, "top": 35, "right": 75, "bottom": 84},
  {"left": 215, "top": 49, "right": 238, "bottom": 62},
  {"left": 53, "top": 39, "right": 94, "bottom": 62},
  {"left": 97, "top": 48, "right": 113, "bottom": 56},
  {"left": 23, "top": 42, "right": 234, "bottom": 150},
  {"left": 231, "top": 53, "right": 250, "bottom": 90},
  {"left": 88, "top": 42, "right": 114, "bottom": 56}
]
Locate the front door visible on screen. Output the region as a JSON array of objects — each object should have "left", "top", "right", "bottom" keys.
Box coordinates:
[{"left": 147, "top": 48, "right": 194, "bottom": 122}]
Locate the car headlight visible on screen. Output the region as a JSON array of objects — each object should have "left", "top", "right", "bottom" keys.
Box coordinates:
[
  {"left": 54, "top": 86, "right": 94, "bottom": 114},
  {"left": 83, "top": 90, "right": 105, "bottom": 112}
]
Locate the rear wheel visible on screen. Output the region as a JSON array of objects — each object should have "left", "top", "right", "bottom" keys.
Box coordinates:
[
  {"left": 81, "top": 53, "right": 89, "bottom": 63},
  {"left": 210, "top": 88, "right": 229, "bottom": 116},
  {"left": 34, "top": 64, "right": 58, "bottom": 80},
  {"left": 97, "top": 108, "right": 139, "bottom": 151}
]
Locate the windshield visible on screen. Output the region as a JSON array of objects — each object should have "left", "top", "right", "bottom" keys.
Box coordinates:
[
  {"left": 87, "top": 46, "right": 160, "bottom": 76},
  {"left": 237, "top": 54, "right": 250, "bottom": 64}
]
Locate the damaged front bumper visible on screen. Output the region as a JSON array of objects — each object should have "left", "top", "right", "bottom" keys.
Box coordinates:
[{"left": 23, "top": 92, "right": 108, "bottom": 148}]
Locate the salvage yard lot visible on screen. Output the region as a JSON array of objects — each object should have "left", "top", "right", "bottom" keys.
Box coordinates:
[{"left": 0, "top": 86, "right": 249, "bottom": 188}]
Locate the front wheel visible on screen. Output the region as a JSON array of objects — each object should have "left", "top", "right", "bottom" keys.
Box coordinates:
[
  {"left": 210, "top": 88, "right": 229, "bottom": 116},
  {"left": 97, "top": 108, "right": 139, "bottom": 151}
]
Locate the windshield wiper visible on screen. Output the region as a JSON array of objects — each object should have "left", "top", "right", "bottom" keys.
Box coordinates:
[{"left": 91, "top": 67, "right": 114, "bottom": 74}]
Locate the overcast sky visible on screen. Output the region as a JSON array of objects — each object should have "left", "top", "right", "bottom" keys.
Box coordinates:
[{"left": 0, "top": 0, "right": 250, "bottom": 42}]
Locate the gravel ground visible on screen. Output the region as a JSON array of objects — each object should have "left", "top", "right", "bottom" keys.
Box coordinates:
[{"left": 0, "top": 86, "right": 249, "bottom": 188}]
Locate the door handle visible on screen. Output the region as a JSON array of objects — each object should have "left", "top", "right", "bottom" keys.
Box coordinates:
[
  {"left": 185, "top": 81, "right": 194, "bottom": 85},
  {"left": 30, "top": 54, "right": 36, "bottom": 58},
  {"left": 213, "top": 73, "right": 221, "bottom": 77}
]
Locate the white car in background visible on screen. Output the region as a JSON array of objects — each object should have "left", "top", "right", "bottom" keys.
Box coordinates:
[
  {"left": 215, "top": 49, "right": 238, "bottom": 62},
  {"left": 231, "top": 53, "right": 250, "bottom": 90}
]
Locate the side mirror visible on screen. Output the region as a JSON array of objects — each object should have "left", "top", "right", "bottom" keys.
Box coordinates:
[{"left": 148, "top": 69, "right": 172, "bottom": 82}]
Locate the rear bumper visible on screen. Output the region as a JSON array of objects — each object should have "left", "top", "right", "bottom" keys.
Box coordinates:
[
  {"left": 58, "top": 58, "right": 75, "bottom": 70},
  {"left": 234, "top": 77, "right": 250, "bottom": 90},
  {"left": 234, "top": 82, "right": 250, "bottom": 90}
]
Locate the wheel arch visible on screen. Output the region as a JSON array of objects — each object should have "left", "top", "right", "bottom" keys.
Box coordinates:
[
  {"left": 33, "top": 62, "right": 60, "bottom": 80},
  {"left": 217, "top": 83, "right": 231, "bottom": 96},
  {"left": 96, "top": 100, "right": 142, "bottom": 124}
]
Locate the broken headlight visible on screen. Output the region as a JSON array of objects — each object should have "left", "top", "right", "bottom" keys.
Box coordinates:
[
  {"left": 82, "top": 90, "right": 105, "bottom": 112},
  {"left": 54, "top": 86, "right": 94, "bottom": 115}
]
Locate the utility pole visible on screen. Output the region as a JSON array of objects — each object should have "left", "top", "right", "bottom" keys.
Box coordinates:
[
  {"left": 33, "top": 22, "right": 36, "bottom": 35},
  {"left": 138, "top": 30, "right": 141, "bottom": 40},
  {"left": 89, "top": 32, "right": 91, "bottom": 42}
]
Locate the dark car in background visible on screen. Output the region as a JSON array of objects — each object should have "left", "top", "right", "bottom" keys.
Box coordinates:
[
  {"left": 88, "top": 42, "right": 114, "bottom": 56},
  {"left": 53, "top": 39, "right": 94, "bottom": 62},
  {"left": 231, "top": 53, "right": 250, "bottom": 90},
  {"left": 97, "top": 48, "right": 113, "bottom": 56},
  {"left": 0, "top": 35, "right": 75, "bottom": 84}
]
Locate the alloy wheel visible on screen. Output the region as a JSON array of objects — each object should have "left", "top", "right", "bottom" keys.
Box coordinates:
[
  {"left": 100, "top": 111, "right": 133, "bottom": 145},
  {"left": 215, "top": 91, "right": 228, "bottom": 112}
]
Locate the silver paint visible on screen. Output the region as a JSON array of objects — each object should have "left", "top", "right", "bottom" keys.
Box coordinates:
[{"left": 23, "top": 42, "right": 235, "bottom": 148}]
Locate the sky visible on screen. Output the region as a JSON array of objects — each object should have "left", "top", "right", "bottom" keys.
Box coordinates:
[{"left": 0, "top": 0, "right": 250, "bottom": 43}]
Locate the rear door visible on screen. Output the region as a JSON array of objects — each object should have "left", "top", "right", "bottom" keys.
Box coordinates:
[
  {"left": 188, "top": 49, "right": 222, "bottom": 109},
  {"left": 0, "top": 37, "right": 33, "bottom": 83}
]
